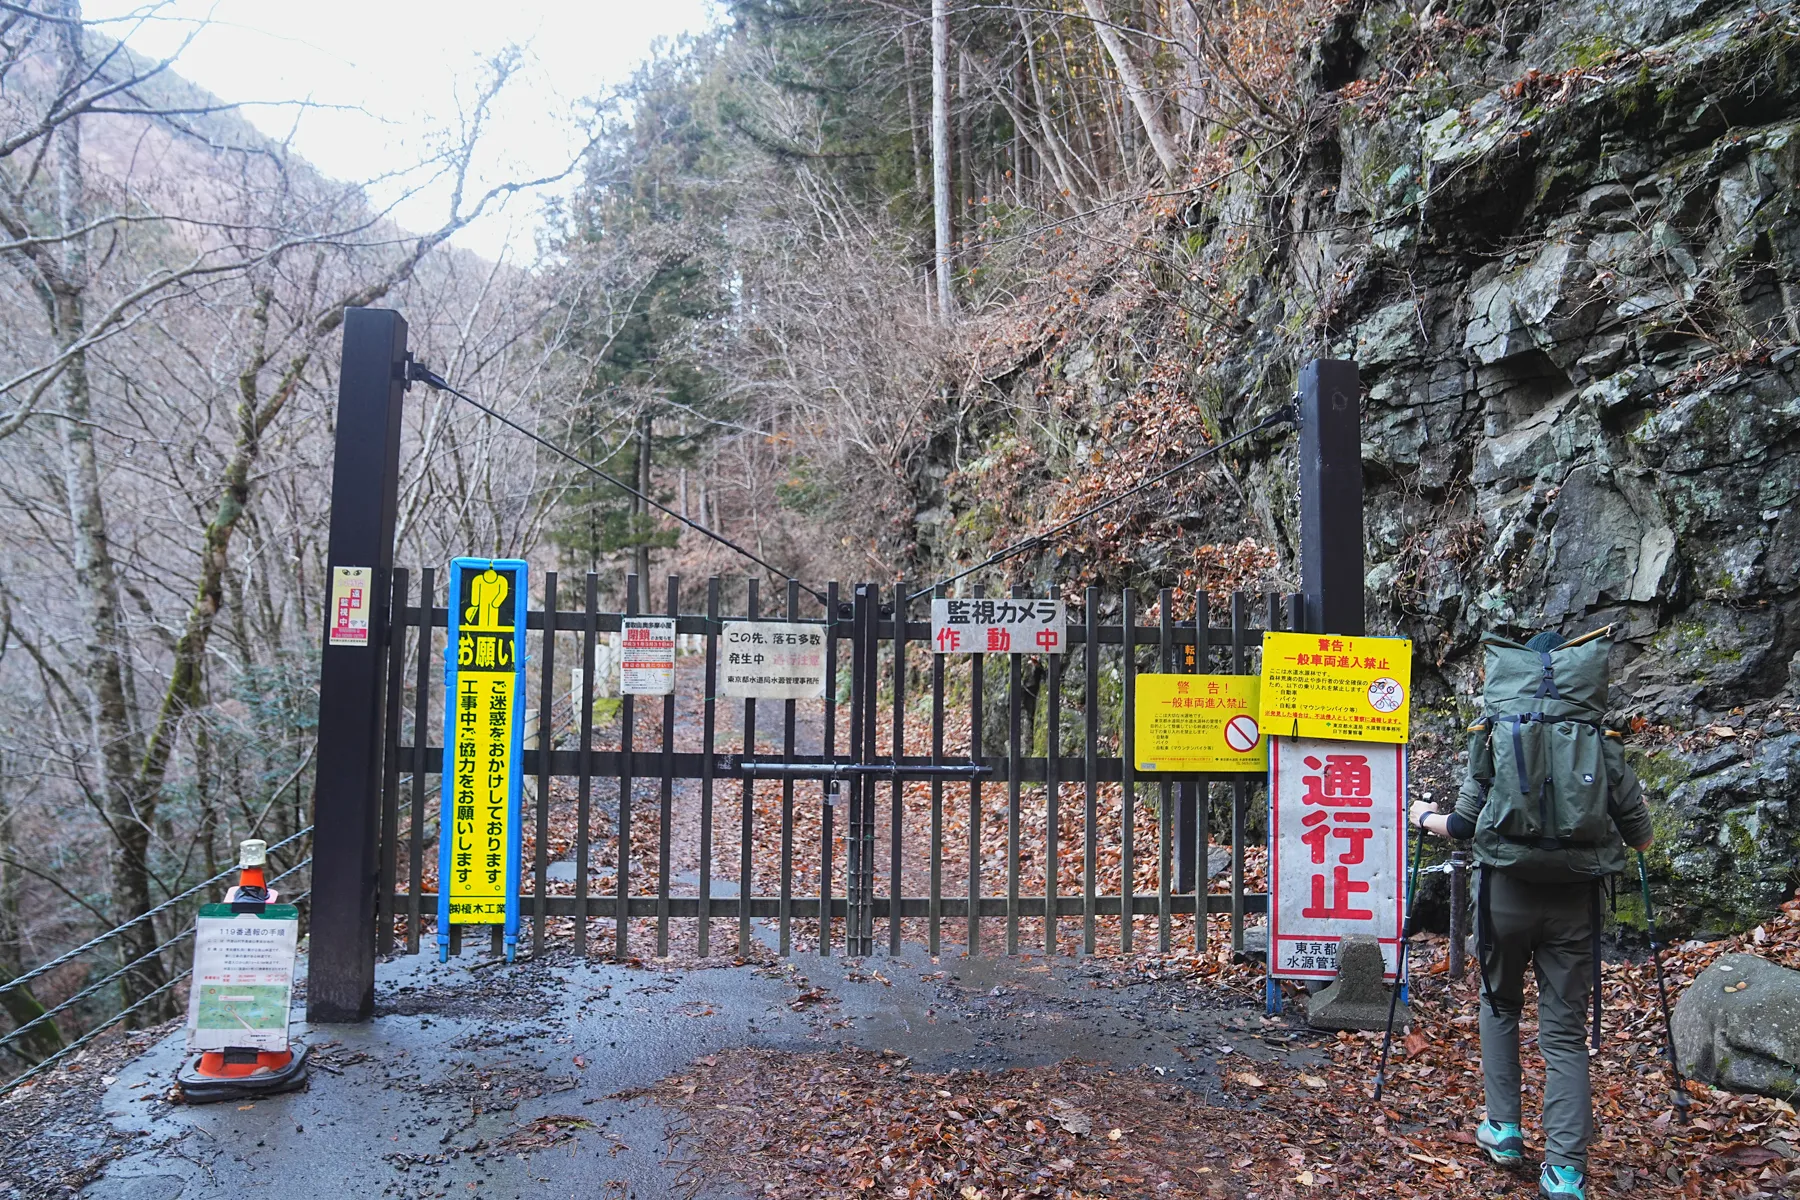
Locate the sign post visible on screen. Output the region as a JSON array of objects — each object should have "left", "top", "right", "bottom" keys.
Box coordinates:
[
  {"left": 1264, "top": 357, "right": 1391, "bottom": 1016},
  {"left": 438, "top": 558, "right": 529, "bottom": 961},
  {"left": 308, "top": 308, "right": 407, "bottom": 1022}
]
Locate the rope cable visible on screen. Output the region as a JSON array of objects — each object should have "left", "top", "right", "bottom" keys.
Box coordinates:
[
  {"left": 407, "top": 363, "right": 830, "bottom": 606},
  {"left": 1, "top": 824, "right": 313, "bottom": 998}
]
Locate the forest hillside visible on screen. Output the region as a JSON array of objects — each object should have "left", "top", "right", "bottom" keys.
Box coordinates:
[{"left": 2, "top": 0, "right": 1797, "bottom": 1076}]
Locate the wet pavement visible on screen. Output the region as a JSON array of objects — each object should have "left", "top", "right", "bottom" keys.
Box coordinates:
[{"left": 80, "top": 944, "right": 1317, "bottom": 1199}]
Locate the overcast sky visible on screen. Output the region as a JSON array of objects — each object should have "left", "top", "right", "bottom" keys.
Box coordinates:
[{"left": 83, "top": 0, "right": 721, "bottom": 261}]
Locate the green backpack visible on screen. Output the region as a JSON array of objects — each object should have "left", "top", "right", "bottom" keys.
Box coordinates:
[{"left": 1465, "top": 633, "right": 1629, "bottom": 882}]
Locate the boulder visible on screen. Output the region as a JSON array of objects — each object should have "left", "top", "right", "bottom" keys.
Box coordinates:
[
  {"left": 1306, "top": 935, "right": 1406, "bottom": 1031},
  {"left": 1671, "top": 953, "right": 1800, "bottom": 1099}
]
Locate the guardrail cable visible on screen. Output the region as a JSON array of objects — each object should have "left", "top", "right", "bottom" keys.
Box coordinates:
[
  {"left": 0, "top": 825, "right": 313, "bottom": 999},
  {"left": 0, "top": 856, "right": 313, "bottom": 1096}
]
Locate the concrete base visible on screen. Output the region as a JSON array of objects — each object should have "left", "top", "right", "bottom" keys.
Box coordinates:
[{"left": 1306, "top": 936, "right": 1406, "bottom": 1032}]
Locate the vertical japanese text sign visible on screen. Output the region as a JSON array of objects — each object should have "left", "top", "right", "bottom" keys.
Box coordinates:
[
  {"left": 1268, "top": 737, "right": 1406, "bottom": 980},
  {"left": 438, "top": 558, "right": 528, "bottom": 961}
]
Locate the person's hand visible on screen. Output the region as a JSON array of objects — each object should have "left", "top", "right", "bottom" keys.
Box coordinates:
[
  {"left": 1408, "top": 799, "right": 1440, "bottom": 836},
  {"left": 1632, "top": 836, "right": 1654, "bottom": 853}
]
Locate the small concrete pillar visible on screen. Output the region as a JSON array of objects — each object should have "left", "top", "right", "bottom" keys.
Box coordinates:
[{"left": 1306, "top": 935, "right": 1406, "bottom": 1031}]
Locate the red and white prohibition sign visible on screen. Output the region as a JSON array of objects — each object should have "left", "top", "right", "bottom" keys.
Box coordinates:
[{"left": 1223, "top": 714, "right": 1261, "bottom": 753}]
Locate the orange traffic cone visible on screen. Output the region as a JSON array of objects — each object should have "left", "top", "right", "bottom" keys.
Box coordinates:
[{"left": 177, "top": 840, "right": 309, "bottom": 1104}]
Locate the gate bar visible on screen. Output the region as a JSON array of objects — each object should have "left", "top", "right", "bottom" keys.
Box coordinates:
[
  {"left": 819, "top": 581, "right": 837, "bottom": 956},
  {"left": 780, "top": 578, "right": 800, "bottom": 956},
  {"left": 739, "top": 578, "right": 759, "bottom": 956},
  {"left": 699, "top": 577, "right": 719, "bottom": 956},
  {"left": 929, "top": 582, "right": 947, "bottom": 957},
  {"left": 889, "top": 581, "right": 906, "bottom": 957},
  {"left": 657, "top": 574, "right": 679, "bottom": 958},
  {"left": 534, "top": 570, "right": 557, "bottom": 957},
  {"left": 1082, "top": 586, "right": 1099, "bottom": 956},
  {"left": 617, "top": 573, "right": 638, "bottom": 959}
]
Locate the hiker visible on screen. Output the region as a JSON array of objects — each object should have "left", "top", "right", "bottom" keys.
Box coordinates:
[{"left": 1409, "top": 630, "right": 1655, "bottom": 1200}]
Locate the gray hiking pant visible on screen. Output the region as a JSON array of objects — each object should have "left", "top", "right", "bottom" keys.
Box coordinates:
[{"left": 1476, "top": 868, "right": 1598, "bottom": 1173}]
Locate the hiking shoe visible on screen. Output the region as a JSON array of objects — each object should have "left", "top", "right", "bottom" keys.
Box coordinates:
[
  {"left": 1539, "top": 1164, "right": 1586, "bottom": 1199},
  {"left": 1476, "top": 1119, "right": 1524, "bottom": 1167}
]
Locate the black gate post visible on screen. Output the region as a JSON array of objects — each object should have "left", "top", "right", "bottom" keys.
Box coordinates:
[
  {"left": 308, "top": 308, "right": 409, "bottom": 1022},
  {"left": 1297, "top": 359, "right": 1363, "bottom": 635}
]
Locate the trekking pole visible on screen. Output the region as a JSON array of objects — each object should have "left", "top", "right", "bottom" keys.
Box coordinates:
[
  {"left": 1372, "top": 822, "right": 1429, "bottom": 1105},
  {"left": 1637, "top": 850, "right": 1691, "bottom": 1124}
]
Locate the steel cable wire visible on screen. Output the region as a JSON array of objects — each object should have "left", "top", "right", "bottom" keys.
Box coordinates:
[
  {"left": 907, "top": 402, "right": 1298, "bottom": 603},
  {"left": 407, "top": 363, "right": 829, "bottom": 604},
  {"left": 0, "top": 824, "right": 314, "bottom": 999},
  {"left": 0, "top": 857, "right": 313, "bottom": 1096}
]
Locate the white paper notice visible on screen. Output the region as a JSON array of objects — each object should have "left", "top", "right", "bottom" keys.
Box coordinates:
[
  {"left": 719, "top": 620, "right": 827, "bottom": 699},
  {"left": 620, "top": 617, "right": 677, "bottom": 695},
  {"left": 185, "top": 904, "right": 300, "bottom": 1051}
]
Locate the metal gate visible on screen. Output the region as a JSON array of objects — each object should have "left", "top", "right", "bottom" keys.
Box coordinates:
[{"left": 377, "top": 570, "right": 1298, "bottom": 961}]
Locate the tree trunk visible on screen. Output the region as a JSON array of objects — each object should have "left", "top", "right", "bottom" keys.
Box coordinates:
[
  {"left": 930, "top": 0, "right": 955, "bottom": 320},
  {"left": 1081, "top": 0, "right": 1182, "bottom": 181},
  {"left": 957, "top": 50, "right": 974, "bottom": 271},
  {"left": 634, "top": 410, "right": 652, "bottom": 587},
  {"left": 900, "top": 23, "right": 926, "bottom": 198},
  {"left": 50, "top": 0, "right": 173, "bottom": 1023}
]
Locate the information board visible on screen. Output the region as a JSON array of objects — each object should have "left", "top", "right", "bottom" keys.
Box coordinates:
[
  {"left": 930, "top": 597, "right": 1065, "bottom": 654},
  {"left": 720, "top": 621, "right": 827, "bottom": 699},
  {"left": 186, "top": 903, "right": 300, "bottom": 1051},
  {"left": 1268, "top": 737, "right": 1406, "bottom": 981},
  {"left": 438, "top": 558, "right": 527, "bottom": 959},
  {"left": 1258, "top": 631, "right": 1412, "bottom": 743},
  {"left": 1133, "top": 674, "right": 1265, "bottom": 772},
  {"left": 620, "top": 617, "right": 676, "bottom": 695}
]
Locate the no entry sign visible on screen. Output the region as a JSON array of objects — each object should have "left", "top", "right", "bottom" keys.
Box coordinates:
[
  {"left": 1258, "top": 631, "right": 1413, "bottom": 743},
  {"left": 1133, "top": 674, "right": 1265, "bottom": 772},
  {"left": 1268, "top": 736, "right": 1406, "bottom": 980}
]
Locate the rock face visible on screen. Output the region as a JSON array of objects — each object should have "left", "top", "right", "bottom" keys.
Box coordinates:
[
  {"left": 1671, "top": 953, "right": 1800, "bottom": 1098},
  {"left": 1306, "top": 935, "right": 1405, "bottom": 1032},
  {"left": 924, "top": 0, "right": 1800, "bottom": 935}
]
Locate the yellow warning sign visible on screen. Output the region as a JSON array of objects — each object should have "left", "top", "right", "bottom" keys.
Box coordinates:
[
  {"left": 1134, "top": 674, "right": 1266, "bottom": 772},
  {"left": 446, "top": 564, "right": 521, "bottom": 925},
  {"left": 1258, "top": 632, "right": 1413, "bottom": 744}
]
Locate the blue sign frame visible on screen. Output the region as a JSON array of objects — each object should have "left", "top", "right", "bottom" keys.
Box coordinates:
[{"left": 437, "top": 557, "right": 529, "bottom": 962}]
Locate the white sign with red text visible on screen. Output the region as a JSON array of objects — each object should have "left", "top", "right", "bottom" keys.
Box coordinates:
[
  {"left": 930, "top": 597, "right": 1065, "bottom": 654},
  {"left": 619, "top": 617, "right": 676, "bottom": 695},
  {"left": 1268, "top": 736, "right": 1406, "bottom": 981}
]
